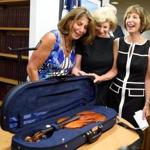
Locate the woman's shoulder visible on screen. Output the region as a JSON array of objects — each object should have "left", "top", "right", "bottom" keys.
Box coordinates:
[
  {"left": 44, "top": 31, "right": 56, "bottom": 40},
  {"left": 50, "top": 30, "right": 59, "bottom": 36},
  {"left": 114, "top": 37, "right": 124, "bottom": 44},
  {"left": 42, "top": 30, "right": 59, "bottom": 44},
  {"left": 39, "top": 30, "right": 57, "bottom": 50},
  {"left": 50, "top": 29, "right": 62, "bottom": 42}
]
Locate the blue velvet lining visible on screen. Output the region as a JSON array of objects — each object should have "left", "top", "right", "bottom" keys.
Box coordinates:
[{"left": 2, "top": 76, "right": 95, "bottom": 132}]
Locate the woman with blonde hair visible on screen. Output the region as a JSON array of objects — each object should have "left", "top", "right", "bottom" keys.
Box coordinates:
[
  {"left": 104, "top": 4, "right": 124, "bottom": 38},
  {"left": 72, "top": 7, "right": 118, "bottom": 105},
  {"left": 90, "top": 4, "right": 150, "bottom": 127}
]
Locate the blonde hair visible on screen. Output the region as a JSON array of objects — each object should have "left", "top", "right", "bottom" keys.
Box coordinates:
[
  {"left": 124, "top": 4, "right": 150, "bottom": 33},
  {"left": 105, "top": 4, "right": 117, "bottom": 15},
  {"left": 58, "top": 7, "right": 95, "bottom": 44},
  {"left": 92, "top": 7, "right": 118, "bottom": 32}
]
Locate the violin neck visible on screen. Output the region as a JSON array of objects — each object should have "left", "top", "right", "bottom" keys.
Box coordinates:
[
  {"left": 40, "top": 115, "right": 80, "bottom": 135},
  {"left": 59, "top": 115, "right": 80, "bottom": 128},
  {"left": 40, "top": 126, "right": 54, "bottom": 136}
]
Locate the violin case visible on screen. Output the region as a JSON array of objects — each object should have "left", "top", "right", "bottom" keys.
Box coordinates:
[{"left": 0, "top": 76, "right": 117, "bottom": 150}]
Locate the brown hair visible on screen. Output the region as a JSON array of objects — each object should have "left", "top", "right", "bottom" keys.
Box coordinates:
[
  {"left": 58, "top": 7, "right": 95, "bottom": 44},
  {"left": 124, "top": 4, "right": 150, "bottom": 33}
]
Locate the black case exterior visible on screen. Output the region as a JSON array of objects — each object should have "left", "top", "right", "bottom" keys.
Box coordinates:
[{"left": 0, "top": 76, "right": 117, "bottom": 150}]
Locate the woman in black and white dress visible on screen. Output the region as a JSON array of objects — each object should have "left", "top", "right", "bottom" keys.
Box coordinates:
[{"left": 90, "top": 4, "right": 150, "bottom": 127}]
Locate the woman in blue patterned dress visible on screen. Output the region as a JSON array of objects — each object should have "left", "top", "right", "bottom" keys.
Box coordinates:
[
  {"left": 27, "top": 7, "right": 95, "bottom": 81},
  {"left": 89, "top": 5, "right": 150, "bottom": 127}
]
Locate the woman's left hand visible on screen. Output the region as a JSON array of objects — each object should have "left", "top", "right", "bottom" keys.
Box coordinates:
[
  {"left": 143, "top": 104, "right": 150, "bottom": 119},
  {"left": 88, "top": 73, "right": 101, "bottom": 83}
]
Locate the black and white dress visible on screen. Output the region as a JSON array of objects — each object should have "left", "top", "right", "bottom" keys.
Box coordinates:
[{"left": 109, "top": 37, "right": 150, "bottom": 127}]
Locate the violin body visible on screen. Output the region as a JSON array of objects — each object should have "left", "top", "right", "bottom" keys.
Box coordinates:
[{"left": 63, "top": 111, "right": 107, "bottom": 128}]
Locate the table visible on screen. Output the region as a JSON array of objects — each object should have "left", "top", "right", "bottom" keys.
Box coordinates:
[
  {"left": 78, "top": 118, "right": 139, "bottom": 150},
  {"left": 0, "top": 118, "right": 139, "bottom": 150}
]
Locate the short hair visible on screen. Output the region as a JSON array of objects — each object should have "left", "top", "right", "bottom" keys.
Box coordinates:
[
  {"left": 124, "top": 4, "right": 150, "bottom": 33},
  {"left": 92, "top": 7, "right": 118, "bottom": 32},
  {"left": 58, "top": 7, "right": 95, "bottom": 44}
]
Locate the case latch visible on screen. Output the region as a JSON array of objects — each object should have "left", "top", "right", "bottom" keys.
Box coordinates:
[{"left": 86, "top": 125, "right": 103, "bottom": 143}]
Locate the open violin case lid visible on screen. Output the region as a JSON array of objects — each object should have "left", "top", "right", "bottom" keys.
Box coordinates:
[{"left": 0, "top": 76, "right": 117, "bottom": 150}]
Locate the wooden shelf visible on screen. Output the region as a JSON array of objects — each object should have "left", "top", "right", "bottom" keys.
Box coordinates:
[
  {"left": 0, "top": 0, "right": 29, "bottom": 4},
  {"left": 0, "top": 76, "right": 18, "bottom": 85},
  {"left": 0, "top": 27, "right": 29, "bottom": 31},
  {"left": 0, "top": 100, "right": 3, "bottom": 106},
  {"left": 0, "top": 52, "right": 28, "bottom": 60}
]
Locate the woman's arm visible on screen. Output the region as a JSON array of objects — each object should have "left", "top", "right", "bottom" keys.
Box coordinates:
[
  {"left": 89, "top": 38, "right": 119, "bottom": 83},
  {"left": 143, "top": 48, "right": 150, "bottom": 118},
  {"left": 27, "top": 32, "right": 56, "bottom": 81},
  {"left": 71, "top": 54, "right": 87, "bottom": 76}
]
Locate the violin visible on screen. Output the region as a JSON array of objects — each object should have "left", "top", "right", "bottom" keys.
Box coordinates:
[
  {"left": 61, "top": 111, "right": 107, "bottom": 128},
  {"left": 25, "top": 111, "right": 107, "bottom": 142}
]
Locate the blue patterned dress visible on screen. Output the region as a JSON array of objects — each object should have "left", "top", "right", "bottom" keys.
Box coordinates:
[{"left": 38, "top": 30, "right": 75, "bottom": 80}]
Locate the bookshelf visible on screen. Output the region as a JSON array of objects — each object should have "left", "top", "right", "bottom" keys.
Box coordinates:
[
  {"left": 0, "top": 27, "right": 29, "bottom": 31},
  {"left": 0, "top": 77, "right": 18, "bottom": 85},
  {"left": 0, "top": 0, "right": 30, "bottom": 102},
  {"left": 0, "top": 52, "right": 28, "bottom": 60}
]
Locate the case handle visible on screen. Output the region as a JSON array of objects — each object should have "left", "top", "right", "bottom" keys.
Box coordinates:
[{"left": 86, "top": 125, "right": 103, "bottom": 143}]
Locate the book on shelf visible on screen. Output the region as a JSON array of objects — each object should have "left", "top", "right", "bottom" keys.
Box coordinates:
[{"left": 0, "top": 4, "right": 29, "bottom": 27}]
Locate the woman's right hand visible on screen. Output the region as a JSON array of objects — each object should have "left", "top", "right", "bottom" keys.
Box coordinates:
[{"left": 72, "top": 68, "right": 88, "bottom": 76}]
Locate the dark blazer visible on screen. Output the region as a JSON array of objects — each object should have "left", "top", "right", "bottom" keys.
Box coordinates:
[{"left": 113, "top": 25, "right": 124, "bottom": 38}]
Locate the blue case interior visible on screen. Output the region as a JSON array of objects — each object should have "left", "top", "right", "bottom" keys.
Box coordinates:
[{"left": 1, "top": 76, "right": 117, "bottom": 150}]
